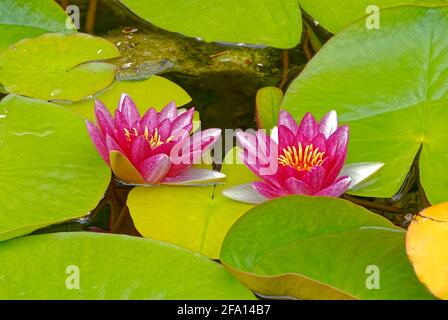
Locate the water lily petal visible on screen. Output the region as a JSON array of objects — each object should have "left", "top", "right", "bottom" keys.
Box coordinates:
[
  {"left": 340, "top": 162, "right": 384, "bottom": 190},
  {"left": 114, "top": 110, "right": 131, "bottom": 150},
  {"left": 105, "top": 134, "right": 124, "bottom": 154},
  {"left": 311, "top": 133, "right": 327, "bottom": 153},
  {"left": 130, "top": 135, "right": 152, "bottom": 166},
  {"left": 300, "top": 166, "right": 326, "bottom": 193},
  {"left": 94, "top": 100, "right": 115, "bottom": 138},
  {"left": 222, "top": 183, "right": 268, "bottom": 204},
  {"left": 85, "top": 120, "right": 108, "bottom": 163},
  {"left": 150, "top": 141, "right": 175, "bottom": 157},
  {"left": 326, "top": 125, "right": 349, "bottom": 159},
  {"left": 323, "top": 154, "right": 347, "bottom": 187},
  {"left": 298, "top": 112, "right": 319, "bottom": 141},
  {"left": 253, "top": 181, "right": 285, "bottom": 199},
  {"left": 285, "top": 177, "right": 313, "bottom": 195},
  {"left": 278, "top": 110, "right": 299, "bottom": 135},
  {"left": 171, "top": 108, "right": 194, "bottom": 135},
  {"left": 140, "top": 154, "right": 171, "bottom": 184},
  {"left": 170, "top": 129, "right": 221, "bottom": 165},
  {"left": 140, "top": 107, "right": 159, "bottom": 134},
  {"left": 198, "top": 128, "right": 222, "bottom": 151},
  {"left": 316, "top": 176, "right": 351, "bottom": 197},
  {"left": 175, "top": 124, "right": 193, "bottom": 141},
  {"left": 278, "top": 125, "right": 296, "bottom": 150},
  {"left": 159, "top": 101, "right": 177, "bottom": 121},
  {"left": 163, "top": 168, "right": 225, "bottom": 185},
  {"left": 322, "top": 125, "right": 349, "bottom": 185},
  {"left": 319, "top": 110, "right": 338, "bottom": 138},
  {"left": 237, "top": 135, "right": 282, "bottom": 187},
  {"left": 110, "top": 150, "right": 145, "bottom": 184},
  {"left": 118, "top": 93, "right": 140, "bottom": 126},
  {"left": 237, "top": 131, "right": 276, "bottom": 169},
  {"left": 158, "top": 118, "right": 172, "bottom": 141}
]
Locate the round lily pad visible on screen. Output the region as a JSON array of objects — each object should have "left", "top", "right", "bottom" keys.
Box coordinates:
[
  {"left": 221, "top": 196, "right": 434, "bottom": 300},
  {"left": 0, "top": 0, "right": 72, "bottom": 49},
  {"left": 0, "top": 232, "right": 255, "bottom": 299},
  {"left": 118, "top": 0, "right": 302, "bottom": 48},
  {"left": 0, "top": 33, "right": 120, "bottom": 101},
  {"left": 282, "top": 6, "right": 448, "bottom": 203},
  {"left": 299, "top": 0, "right": 448, "bottom": 34},
  {"left": 0, "top": 95, "right": 110, "bottom": 241}
]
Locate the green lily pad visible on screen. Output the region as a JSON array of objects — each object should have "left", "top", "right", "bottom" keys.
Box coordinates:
[
  {"left": 221, "top": 196, "right": 434, "bottom": 300},
  {"left": 0, "top": 0, "right": 72, "bottom": 49},
  {"left": 282, "top": 6, "right": 448, "bottom": 203},
  {"left": 127, "top": 148, "right": 256, "bottom": 259},
  {"left": 0, "top": 232, "right": 255, "bottom": 299},
  {"left": 299, "top": 0, "right": 448, "bottom": 34},
  {"left": 118, "top": 0, "right": 302, "bottom": 48},
  {"left": 0, "top": 95, "right": 110, "bottom": 241},
  {"left": 0, "top": 33, "right": 120, "bottom": 101},
  {"left": 255, "top": 86, "right": 283, "bottom": 129},
  {"left": 61, "top": 76, "right": 192, "bottom": 120}
]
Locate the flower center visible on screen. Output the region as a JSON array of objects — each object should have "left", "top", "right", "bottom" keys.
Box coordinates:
[
  {"left": 124, "top": 127, "right": 174, "bottom": 148},
  {"left": 278, "top": 143, "right": 325, "bottom": 172}
]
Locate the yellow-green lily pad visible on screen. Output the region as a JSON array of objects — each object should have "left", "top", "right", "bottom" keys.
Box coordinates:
[
  {"left": 0, "top": 95, "right": 110, "bottom": 241},
  {"left": 0, "top": 232, "right": 255, "bottom": 299},
  {"left": 118, "top": 0, "right": 302, "bottom": 48},
  {"left": 221, "top": 196, "right": 434, "bottom": 300},
  {"left": 0, "top": 0, "right": 72, "bottom": 49},
  {"left": 0, "top": 33, "right": 120, "bottom": 101}
]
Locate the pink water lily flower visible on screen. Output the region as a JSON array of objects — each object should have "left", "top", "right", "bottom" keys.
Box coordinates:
[
  {"left": 86, "top": 94, "right": 224, "bottom": 185},
  {"left": 223, "top": 110, "right": 384, "bottom": 204}
]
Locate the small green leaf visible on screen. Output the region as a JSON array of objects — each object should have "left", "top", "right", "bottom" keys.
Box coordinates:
[
  {"left": 221, "top": 196, "right": 435, "bottom": 300},
  {"left": 118, "top": 0, "right": 302, "bottom": 48},
  {"left": 0, "top": 95, "right": 110, "bottom": 241},
  {"left": 127, "top": 148, "right": 256, "bottom": 259},
  {"left": 255, "top": 86, "right": 283, "bottom": 129},
  {"left": 0, "top": 33, "right": 120, "bottom": 101},
  {"left": 0, "top": 232, "right": 255, "bottom": 299}
]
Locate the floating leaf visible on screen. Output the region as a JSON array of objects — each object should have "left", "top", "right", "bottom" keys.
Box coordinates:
[
  {"left": 299, "top": 0, "right": 448, "bottom": 34},
  {"left": 0, "top": 232, "right": 255, "bottom": 299},
  {"left": 0, "top": 95, "right": 110, "bottom": 241},
  {"left": 407, "top": 202, "right": 448, "bottom": 299},
  {"left": 127, "top": 148, "right": 256, "bottom": 259},
  {"left": 61, "top": 76, "right": 192, "bottom": 120},
  {"left": 0, "top": 33, "right": 120, "bottom": 101},
  {"left": 0, "top": 0, "right": 72, "bottom": 49},
  {"left": 282, "top": 6, "right": 448, "bottom": 203},
  {"left": 118, "top": 0, "right": 302, "bottom": 48},
  {"left": 255, "top": 86, "right": 283, "bottom": 129},
  {"left": 221, "top": 196, "right": 434, "bottom": 300}
]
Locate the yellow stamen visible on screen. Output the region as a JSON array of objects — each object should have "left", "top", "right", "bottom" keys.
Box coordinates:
[
  {"left": 124, "top": 128, "right": 131, "bottom": 141},
  {"left": 278, "top": 143, "right": 326, "bottom": 172},
  {"left": 124, "top": 126, "right": 176, "bottom": 148}
]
